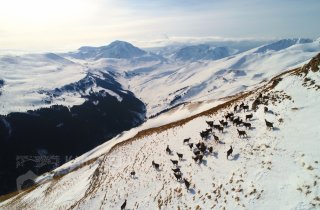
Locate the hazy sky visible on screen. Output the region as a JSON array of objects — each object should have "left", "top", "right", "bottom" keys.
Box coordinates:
[{"left": 0, "top": 0, "right": 319, "bottom": 51}]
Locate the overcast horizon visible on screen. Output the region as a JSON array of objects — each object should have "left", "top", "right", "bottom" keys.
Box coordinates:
[{"left": 0, "top": 0, "right": 319, "bottom": 52}]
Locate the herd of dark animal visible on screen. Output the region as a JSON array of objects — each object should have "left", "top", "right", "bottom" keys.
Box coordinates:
[{"left": 122, "top": 99, "right": 275, "bottom": 209}]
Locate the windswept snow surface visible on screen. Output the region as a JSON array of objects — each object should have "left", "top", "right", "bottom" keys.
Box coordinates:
[{"left": 1, "top": 55, "right": 319, "bottom": 210}]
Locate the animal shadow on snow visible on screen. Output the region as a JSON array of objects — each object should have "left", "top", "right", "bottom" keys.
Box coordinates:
[
  {"left": 213, "top": 152, "right": 219, "bottom": 159},
  {"left": 231, "top": 153, "right": 240, "bottom": 161},
  {"left": 188, "top": 188, "right": 196, "bottom": 194},
  {"left": 202, "top": 160, "right": 208, "bottom": 166},
  {"left": 273, "top": 127, "right": 280, "bottom": 131}
]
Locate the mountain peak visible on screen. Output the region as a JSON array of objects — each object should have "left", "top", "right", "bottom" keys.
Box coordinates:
[{"left": 73, "top": 41, "right": 146, "bottom": 60}]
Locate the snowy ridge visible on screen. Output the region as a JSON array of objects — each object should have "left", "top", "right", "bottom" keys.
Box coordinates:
[
  {"left": 121, "top": 38, "right": 320, "bottom": 117},
  {"left": 1, "top": 53, "right": 319, "bottom": 209},
  {"left": 173, "top": 44, "right": 237, "bottom": 61}
]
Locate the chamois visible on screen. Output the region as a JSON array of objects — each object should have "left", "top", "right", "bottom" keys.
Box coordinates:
[
  {"left": 174, "top": 173, "right": 182, "bottom": 181},
  {"left": 130, "top": 171, "right": 135, "bottom": 178},
  {"left": 227, "top": 146, "right": 233, "bottom": 159},
  {"left": 242, "top": 122, "right": 251, "bottom": 129},
  {"left": 176, "top": 152, "right": 183, "bottom": 160},
  {"left": 265, "top": 119, "right": 274, "bottom": 130},
  {"left": 245, "top": 113, "right": 253, "bottom": 121},
  {"left": 170, "top": 159, "right": 179, "bottom": 166},
  {"left": 166, "top": 145, "right": 172, "bottom": 155},
  {"left": 152, "top": 161, "right": 160, "bottom": 170},
  {"left": 206, "top": 120, "right": 214, "bottom": 127},
  {"left": 183, "top": 138, "right": 191, "bottom": 144},
  {"left": 237, "top": 129, "right": 247, "bottom": 138},
  {"left": 184, "top": 178, "right": 191, "bottom": 190},
  {"left": 172, "top": 168, "right": 181, "bottom": 174},
  {"left": 121, "top": 199, "right": 127, "bottom": 210}
]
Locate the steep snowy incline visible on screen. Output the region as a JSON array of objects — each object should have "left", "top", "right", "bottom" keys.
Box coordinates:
[{"left": 1, "top": 54, "right": 319, "bottom": 210}]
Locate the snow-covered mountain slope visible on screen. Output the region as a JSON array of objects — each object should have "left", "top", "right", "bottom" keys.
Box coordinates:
[
  {"left": 0, "top": 51, "right": 147, "bottom": 195},
  {"left": 117, "top": 38, "right": 320, "bottom": 117},
  {"left": 0, "top": 53, "right": 86, "bottom": 114},
  {"left": 1, "top": 53, "right": 319, "bottom": 210},
  {"left": 174, "top": 44, "right": 237, "bottom": 61}
]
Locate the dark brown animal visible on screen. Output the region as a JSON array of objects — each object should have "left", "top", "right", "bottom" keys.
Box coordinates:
[
  {"left": 193, "top": 150, "right": 201, "bottom": 156},
  {"left": 192, "top": 156, "right": 199, "bottom": 162},
  {"left": 265, "top": 119, "right": 273, "bottom": 129},
  {"left": 206, "top": 120, "right": 214, "bottom": 127},
  {"left": 166, "top": 145, "right": 172, "bottom": 154},
  {"left": 184, "top": 178, "right": 191, "bottom": 190},
  {"left": 172, "top": 168, "right": 181, "bottom": 174},
  {"left": 130, "top": 171, "right": 135, "bottom": 178},
  {"left": 245, "top": 113, "right": 253, "bottom": 121},
  {"left": 177, "top": 152, "right": 183, "bottom": 160},
  {"left": 222, "top": 121, "right": 228, "bottom": 127},
  {"left": 170, "top": 159, "right": 178, "bottom": 166},
  {"left": 237, "top": 129, "right": 247, "bottom": 138},
  {"left": 242, "top": 122, "right": 251, "bottom": 129},
  {"left": 227, "top": 146, "right": 233, "bottom": 159},
  {"left": 243, "top": 105, "right": 249, "bottom": 112},
  {"left": 152, "top": 161, "right": 160, "bottom": 170},
  {"left": 121, "top": 199, "right": 127, "bottom": 210},
  {"left": 174, "top": 173, "right": 182, "bottom": 181},
  {"left": 188, "top": 143, "right": 193, "bottom": 150},
  {"left": 213, "top": 135, "right": 219, "bottom": 143},
  {"left": 234, "top": 105, "right": 238, "bottom": 112},
  {"left": 183, "top": 138, "right": 191, "bottom": 144},
  {"left": 217, "top": 125, "right": 224, "bottom": 133}
]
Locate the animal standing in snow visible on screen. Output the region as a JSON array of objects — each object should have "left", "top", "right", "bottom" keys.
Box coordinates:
[
  {"left": 176, "top": 152, "right": 183, "bottom": 160},
  {"left": 130, "top": 171, "right": 135, "bottom": 178},
  {"left": 227, "top": 146, "right": 233, "bottom": 159},
  {"left": 173, "top": 173, "right": 182, "bottom": 181},
  {"left": 237, "top": 129, "right": 247, "bottom": 138},
  {"left": 206, "top": 120, "right": 214, "bottom": 127},
  {"left": 121, "top": 199, "right": 127, "bottom": 210},
  {"left": 183, "top": 138, "right": 191, "bottom": 144},
  {"left": 184, "top": 178, "right": 191, "bottom": 191},
  {"left": 152, "top": 161, "right": 160, "bottom": 170},
  {"left": 213, "top": 135, "right": 219, "bottom": 143},
  {"left": 172, "top": 168, "right": 181, "bottom": 174},
  {"left": 245, "top": 113, "right": 253, "bottom": 121},
  {"left": 243, "top": 105, "right": 249, "bottom": 112},
  {"left": 166, "top": 145, "right": 172, "bottom": 155},
  {"left": 170, "top": 159, "right": 179, "bottom": 166},
  {"left": 242, "top": 122, "right": 251, "bottom": 129},
  {"left": 265, "top": 119, "right": 274, "bottom": 130}
]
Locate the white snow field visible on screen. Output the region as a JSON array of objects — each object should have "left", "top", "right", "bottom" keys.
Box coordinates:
[
  {"left": 0, "top": 53, "right": 86, "bottom": 114},
  {"left": 1, "top": 53, "right": 319, "bottom": 210}
]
